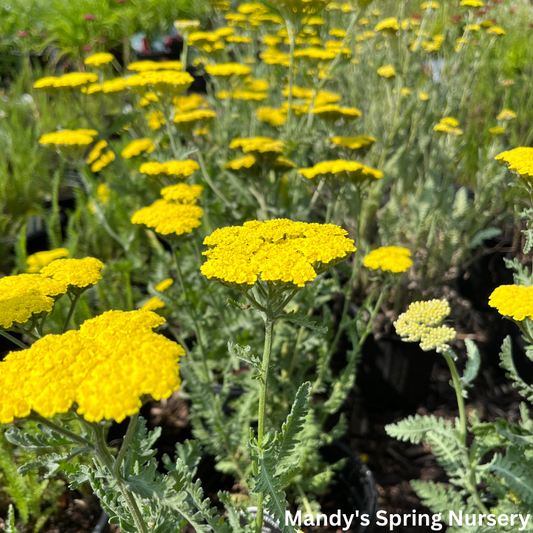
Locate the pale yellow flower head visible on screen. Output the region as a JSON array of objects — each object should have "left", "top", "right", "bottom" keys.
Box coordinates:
[{"left": 394, "top": 300, "right": 456, "bottom": 352}]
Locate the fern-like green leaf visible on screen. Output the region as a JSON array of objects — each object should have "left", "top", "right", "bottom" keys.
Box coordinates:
[
  {"left": 499, "top": 336, "right": 533, "bottom": 403},
  {"left": 489, "top": 447, "right": 533, "bottom": 504}
]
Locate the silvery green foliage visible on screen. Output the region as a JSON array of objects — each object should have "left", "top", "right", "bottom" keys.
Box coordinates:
[{"left": 386, "top": 336, "right": 533, "bottom": 531}]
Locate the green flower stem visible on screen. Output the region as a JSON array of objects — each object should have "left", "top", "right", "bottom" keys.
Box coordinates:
[
  {"left": 113, "top": 412, "right": 139, "bottom": 477},
  {"left": 180, "top": 40, "right": 189, "bottom": 72},
  {"left": 170, "top": 242, "right": 209, "bottom": 381},
  {"left": 0, "top": 330, "right": 29, "bottom": 350},
  {"left": 285, "top": 20, "right": 296, "bottom": 137},
  {"left": 92, "top": 423, "right": 150, "bottom": 533},
  {"left": 164, "top": 103, "right": 180, "bottom": 159},
  {"left": 256, "top": 316, "right": 275, "bottom": 533},
  {"left": 62, "top": 293, "right": 80, "bottom": 334},
  {"left": 442, "top": 351, "right": 467, "bottom": 446},
  {"left": 197, "top": 150, "right": 233, "bottom": 209}
]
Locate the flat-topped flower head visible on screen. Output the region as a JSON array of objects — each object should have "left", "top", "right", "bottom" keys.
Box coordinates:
[
  {"left": 201, "top": 219, "right": 355, "bottom": 289},
  {"left": 312, "top": 105, "right": 362, "bottom": 121},
  {"left": 364, "top": 247, "right": 413, "bottom": 273},
  {"left": 131, "top": 200, "right": 203, "bottom": 236},
  {"left": 160, "top": 183, "right": 203, "bottom": 203},
  {"left": 260, "top": 49, "right": 291, "bottom": 67},
  {"left": 394, "top": 299, "right": 456, "bottom": 352},
  {"left": 174, "top": 93, "right": 206, "bottom": 111},
  {"left": 121, "top": 138, "right": 155, "bottom": 159},
  {"left": 489, "top": 285, "right": 533, "bottom": 321},
  {"left": 126, "top": 70, "right": 193, "bottom": 94},
  {"left": 155, "top": 278, "right": 174, "bottom": 292},
  {"left": 257, "top": 107, "right": 287, "bottom": 127},
  {"left": 0, "top": 310, "right": 184, "bottom": 423},
  {"left": 139, "top": 160, "right": 200, "bottom": 179},
  {"left": 128, "top": 60, "right": 183, "bottom": 71},
  {"left": 294, "top": 48, "right": 337, "bottom": 61},
  {"left": 91, "top": 150, "right": 115, "bottom": 172},
  {"left": 101, "top": 78, "right": 127, "bottom": 93},
  {"left": 229, "top": 137, "right": 285, "bottom": 158},
  {"left": 173, "top": 109, "right": 217, "bottom": 128},
  {"left": 39, "top": 129, "right": 98, "bottom": 146},
  {"left": 87, "top": 140, "right": 108, "bottom": 165},
  {"left": 497, "top": 109, "right": 517, "bottom": 121},
  {"left": 141, "top": 297, "right": 165, "bottom": 312},
  {"left": 460, "top": 0, "right": 483, "bottom": 6},
  {"left": 377, "top": 65, "right": 396, "bottom": 78},
  {"left": 495, "top": 147, "right": 533, "bottom": 186},
  {"left": 486, "top": 26, "right": 505, "bottom": 36},
  {"left": 331, "top": 136, "right": 376, "bottom": 150},
  {"left": 266, "top": 0, "right": 334, "bottom": 18},
  {"left": 434, "top": 117, "right": 463, "bottom": 135},
  {"left": 218, "top": 90, "right": 268, "bottom": 101},
  {"left": 26, "top": 248, "right": 69, "bottom": 273},
  {"left": 374, "top": 17, "right": 398, "bottom": 33},
  {"left": 84, "top": 52, "right": 114, "bottom": 67},
  {"left": 223, "top": 155, "right": 258, "bottom": 171},
  {"left": 35, "top": 73, "right": 98, "bottom": 91},
  {"left": 205, "top": 63, "right": 252, "bottom": 77},
  {"left": 40, "top": 258, "right": 104, "bottom": 291},
  {"left": 298, "top": 160, "right": 383, "bottom": 184},
  {"left": 0, "top": 274, "right": 68, "bottom": 330}
]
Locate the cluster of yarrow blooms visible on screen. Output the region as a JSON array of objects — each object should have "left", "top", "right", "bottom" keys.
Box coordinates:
[
  {"left": 201, "top": 219, "right": 355, "bottom": 288},
  {"left": 39, "top": 129, "right": 98, "bottom": 147},
  {"left": 394, "top": 299, "right": 456, "bottom": 352},
  {"left": 131, "top": 183, "right": 204, "bottom": 236},
  {"left": 298, "top": 160, "right": 383, "bottom": 184},
  {"left": 0, "top": 258, "right": 103, "bottom": 330},
  {"left": 26, "top": 248, "right": 69, "bottom": 273},
  {"left": 488, "top": 285, "right": 533, "bottom": 321},
  {"left": 364, "top": 246, "right": 413, "bottom": 273},
  {"left": 0, "top": 310, "right": 184, "bottom": 424},
  {"left": 495, "top": 147, "right": 533, "bottom": 185},
  {"left": 139, "top": 160, "right": 200, "bottom": 179}
]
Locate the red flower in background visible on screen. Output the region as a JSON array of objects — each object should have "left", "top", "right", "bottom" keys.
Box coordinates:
[
  {"left": 83, "top": 14, "right": 96, "bottom": 20},
  {"left": 17, "top": 31, "right": 28, "bottom": 37},
  {"left": 82, "top": 45, "right": 92, "bottom": 51}
]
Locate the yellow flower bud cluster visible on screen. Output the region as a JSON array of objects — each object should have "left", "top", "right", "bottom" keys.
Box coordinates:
[
  {"left": 394, "top": 299, "right": 456, "bottom": 352},
  {"left": 0, "top": 310, "right": 184, "bottom": 424},
  {"left": 201, "top": 219, "right": 355, "bottom": 288},
  {"left": 488, "top": 285, "right": 533, "bottom": 321},
  {"left": 363, "top": 246, "right": 413, "bottom": 273}
]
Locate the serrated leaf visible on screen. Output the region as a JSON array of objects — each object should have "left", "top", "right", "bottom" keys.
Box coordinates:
[
  {"left": 499, "top": 336, "right": 533, "bottom": 403},
  {"left": 228, "top": 342, "right": 261, "bottom": 369},
  {"left": 468, "top": 227, "right": 501, "bottom": 250},
  {"left": 276, "top": 382, "right": 311, "bottom": 476},
  {"left": 18, "top": 452, "right": 71, "bottom": 478},
  {"left": 5, "top": 425, "right": 71, "bottom": 450},
  {"left": 489, "top": 448, "right": 533, "bottom": 504},
  {"left": 175, "top": 440, "right": 202, "bottom": 476},
  {"left": 279, "top": 311, "right": 328, "bottom": 334},
  {"left": 4, "top": 505, "right": 20, "bottom": 533}
]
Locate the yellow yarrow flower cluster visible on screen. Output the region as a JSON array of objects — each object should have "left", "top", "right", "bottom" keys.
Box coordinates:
[
  {"left": 294, "top": 48, "right": 337, "bottom": 61},
  {"left": 87, "top": 140, "right": 108, "bottom": 165},
  {"left": 131, "top": 183, "right": 203, "bottom": 236},
  {"left": 121, "top": 138, "right": 155, "bottom": 159},
  {"left": 298, "top": 160, "right": 383, "bottom": 183},
  {"left": 128, "top": 60, "right": 183, "bottom": 71},
  {"left": 87, "top": 140, "right": 115, "bottom": 172},
  {"left": 486, "top": 26, "right": 505, "bottom": 36},
  {"left": 173, "top": 109, "right": 217, "bottom": 128},
  {"left": 495, "top": 147, "right": 533, "bottom": 185},
  {"left": 201, "top": 219, "right": 355, "bottom": 288},
  {"left": 394, "top": 300, "right": 456, "bottom": 352},
  {"left": 39, "top": 129, "right": 98, "bottom": 146},
  {"left": 26, "top": 248, "right": 69, "bottom": 273},
  {"left": 229, "top": 137, "right": 285, "bottom": 158},
  {"left": 204, "top": 63, "right": 252, "bottom": 77},
  {"left": 312, "top": 104, "right": 362, "bottom": 121},
  {"left": 139, "top": 160, "right": 200, "bottom": 179},
  {"left": 460, "top": 0, "right": 483, "bottom": 6},
  {"left": 364, "top": 247, "right": 413, "bottom": 273},
  {"left": 331, "top": 136, "right": 376, "bottom": 150},
  {"left": 497, "top": 109, "right": 517, "bottom": 121},
  {"left": 257, "top": 107, "right": 287, "bottom": 127},
  {"left": 267, "top": 0, "right": 334, "bottom": 17},
  {"left": 434, "top": 117, "right": 463, "bottom": 135},
  {"left": 218, "top": 90, "right": 268, "bottom": 101},
  {"left": 155, "top": 278, "right": 174, "bottom": 292},
  {"left": 0, "top": 310, "right": 183, "bottom": 424},
  {"left": 126, "top": 70, "right": 193, "bottom": 94},
  {"left": 374, "top": 17, "right": 398, "bottom": 33},
  {"left": 174, "top": 93, "right": 206, "bottom": 111},
  {"left": 141, "top": 297, "right": 165, "bottom": 312},
  {"left": 40, "top": 258, "right": 104, "bottom": 291},
  {"left": 489, "top": 285, "right": 533, "bottom": 321},
  {"left": 377, "top": 65, "right": 396, "bottom": 78},
  {"left": 34, "top": 73, "right": 98, "bottom": 90},
  {"left": 84, "top": 52, "right": 114, "bottom": 67}
]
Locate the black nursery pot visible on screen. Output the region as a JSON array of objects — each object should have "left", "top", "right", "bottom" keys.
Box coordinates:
[{"left": 319, "top": 442, "right": 379, "bottom": 533}]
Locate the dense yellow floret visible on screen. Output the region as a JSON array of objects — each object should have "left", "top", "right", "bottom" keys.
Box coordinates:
[
  {"left": 121, "top": 139, "right": 155, "bottom": 159},
  {"left": 205, "top": 63, "right": 252, "bottom": 76},
  {"left": 155, "top": 278, "right": 174, "bottom": 292},
  {"left": 377, "top": 65, "right": 396, "bottom": 77},
  {"left": 488, "top": 285, "right": 533, "bottom": 321},
  {"left": 40, "top": 258, "right": 104, "bottom": 290},
  {"left": 201, "top": 219, "right": 355, "bottom": 288},
  {"left": 0, "top": 310, "right": 183, "bottom": 423},
  {"left": 257, "top": 107, "right": 287, "bottom": 127},
  {"left": 125, "top": 70, "right": 193, "bottom": 94},
  {"left": 394, "top": 300, "right": 456, "bottom": 352},
  {"left": 131, "top": 200, "right": 203, "bottom": 236},
  {"left": 495, "top": 147, "right": 533, "bottom": 182},
  {"left": 84, "top": 53, "right": 114, "bottom": 66},
  {"left": 128, "top": 60, "right": 183, "bottom": 71},
  {"left": 160, "top": 184, "right": 203, "bottom": 203},
  {"left": 331, "top": 136, "right": 376, "bottom": 150},
  {"left": 139, "top": 160, "right": 200, "bottom": 178},
  {"left": 364, "top": 247, "right": 413, "bottom": 273},
  {"left": 298, "top": 160, "right": 383, "bottom": 183},
  {"left": 141, "top": 297, "right": 165, "bottom": 312},
  {"left": 230, "top": 137, "right": 285, "bottom": 156},
  {"left": 39, "top": 130, "right": 98, "bottom": 146},
  {"left": 26, "top": 249, "right": 69, "bottom": 273},
  {"left": 312, "top": 105, "right": 362, "bottom": 121}
]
